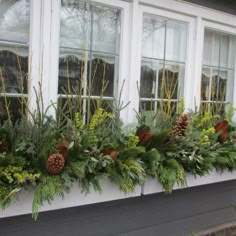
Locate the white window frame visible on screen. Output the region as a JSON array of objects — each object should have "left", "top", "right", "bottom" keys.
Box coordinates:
[
  {"left": 199, "top": 20, "right": 236, "bottom": 110},
  {"left": 36, "top": 0, "right": 130, "bottom": 120},
  {"left": 127, "top": 0, "right": 236, "bottom": 118},
  {"left": 127, "top": 2, "right": 195, "bottom": 123}
]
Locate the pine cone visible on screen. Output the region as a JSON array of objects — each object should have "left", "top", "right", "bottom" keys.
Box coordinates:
[
  {"left": 172, "top": 114, "right": 189, "bottom": 137},
  {"left": 46, "top": 153, "right": 65, "bottom": 175}
]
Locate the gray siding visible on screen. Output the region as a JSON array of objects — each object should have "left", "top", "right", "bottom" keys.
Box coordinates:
[
  {"left": 183, "top": 0, "right": 236, "bottom": 15},
  {"left": 1, "top": 180, "right": 236, "bottom": 236}
]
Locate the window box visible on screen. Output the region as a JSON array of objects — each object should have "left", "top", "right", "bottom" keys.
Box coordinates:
[
  {"left": 142, "top": 170, "right": 236, "bottom": 195},
  {"left": 0, "top": 177, "right": 141, "bottom": 219}
]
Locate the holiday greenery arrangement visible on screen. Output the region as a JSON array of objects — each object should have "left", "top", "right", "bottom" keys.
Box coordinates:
[{"left": 1, "top": 90, "right": 236, "bottom": 220}]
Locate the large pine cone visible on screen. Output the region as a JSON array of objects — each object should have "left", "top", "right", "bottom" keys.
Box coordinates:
[
  {"left": 46, "top": 153, "right": 65, "bottom": 175},
  {"left": 172, "top": 114, "right": 189, "bottom": 137}
]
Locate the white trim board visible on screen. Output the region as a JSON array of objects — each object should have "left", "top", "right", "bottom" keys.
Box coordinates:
[
  {"left": 142, "top": 170, "right": 236, "bottom": 195},
  {"left": 1, "top": 171, "right": 236, "bottom": 218}
]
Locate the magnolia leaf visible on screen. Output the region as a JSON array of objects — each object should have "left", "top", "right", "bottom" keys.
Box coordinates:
[{"left": 69, "top": 141, "right": 74, "bottom": 149}]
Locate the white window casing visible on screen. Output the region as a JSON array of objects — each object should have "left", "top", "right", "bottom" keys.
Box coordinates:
[{"left": 1, "top": 0, "right": 236, "bottom": 120}]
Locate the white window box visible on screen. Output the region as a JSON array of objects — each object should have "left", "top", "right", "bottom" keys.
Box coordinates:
[
  {"left": 0, "top": 178, "right": 141, "bottom": 218},
  {"left": 142, "top": 170, "right": 236, "bottom": 195}
]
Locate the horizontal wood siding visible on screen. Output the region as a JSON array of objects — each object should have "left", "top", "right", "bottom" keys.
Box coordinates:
[{"left": 1, "top": 180, "right": 236, "bottom": 236}]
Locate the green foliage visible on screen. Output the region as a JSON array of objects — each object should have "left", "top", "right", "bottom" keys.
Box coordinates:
[
  {"left": 141, "top": 149, "right": 161, "bottom": 177},
  {"left": 157, "top": 159, "right": 186, "bottom": 193},
  {"left": 2, "top": 87, "right": 236, "bottom": 221},
  {"left": 107, "top": 159, "right": 145, "bottom": 193},
  {"left": 32, "top": 175, "right": 71, "bottom": 220}
]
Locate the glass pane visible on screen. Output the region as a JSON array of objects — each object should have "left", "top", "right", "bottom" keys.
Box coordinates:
[
  {"left": 166, "top": 21, "right": 187, "bottom": 62},
  {"left": 60, "top": 1, "right": 121, "bottom": 54},
  {"left": 201, "top": 67, "right": 210, "bottom": 101},
  {"left": 88, "top": 99, "right": 113, "bottom": 118},
  {"left": 58, "top": 51, "right": 85, "bottom": 95},
  {"left": 211, "top": 73, "right": 218, "bottom": 101},
  {"left": 158, "top": 63, "right": 184, "bottom": 100},
  {"left": 0, "top": 0, "right": 30, "bottom": 43},
  {"left": 90, "top": 55, "right": 116, "bottom": 97},
  {"left": 227, "top": 35, "right": 236, "bottom": 69},
  {"left": 0, "top": 48, "right": 28, "bottom": 94},
  {"left": 92, "top": 5, "right": 120, "bottom": 54},
  {"left": 0, "top": 97, "right": 26, "bottom": 122},
  {"left": 140, "top": 101, "right": 156, "bottom": 111},
  {"left": 220, "top": 33, "right": 229, "bottom": 68},
  {"left": 203, "top": 30, "right": 220, "bottom": 67},
  {"left": 140, "top": 60, "right": 158, "bottom": 99},
  {"left": 218, "top": 71, "right": 227, "bottom": 102},
  {"left": 60, "top": 1, "right": 90, "bottom": 50},
  {"left": 142, "top": 15, "right": 165, "bottom": 59},
  {"left": 57, "top": 96, "right": 85, "bottom": 122}
]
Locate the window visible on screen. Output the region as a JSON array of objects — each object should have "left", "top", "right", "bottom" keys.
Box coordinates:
[
  {"left": 0, "top": 0, "right": 30, "bottom": 121},
  {"left": 140, "top": 14, "right": 187, "bottom": 114},
  {"left": 200, "top": 29, "right": 236, "bottom": 114},
  {"left": 59, "top": 0, "right": 121, "bottom": 121}
]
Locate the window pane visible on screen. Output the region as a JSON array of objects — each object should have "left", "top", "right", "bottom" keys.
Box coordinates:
[
  {"left": 158, "top": 63, "right": 184, "bottom": 100},
  {"left": 92, "top": 5, "right": 120, "bottom": 54},
  {"left": 0, "top": 0, "right": 30, "bottom": 43},
  {"left": 58, "top": 51, "right": 85, "bottom": 95},
  {"left": 60, "top": 1, "right": 120, "bottom": 54},
  {"left": 166, "top": 21, "right": 187, "bottom": 62},
  {"left": 90, "top": 55, "right": 117, "bottom": 97},
  {"left": 0, "top": 47, "right": 28, "bottom": 94},
  {"left": 140, "top": 100, "right": 177, "bottom": 116},
  {"left": 201, "top": 29, "right": 236, "bottom": 112},
  {"left": 203, "top": 30, "right": 220, "bottom": 67},
  {"left": 60, "top": 1, "right": 90, "bottom": 50},
  {"left": 142, "top": 15, "right": 165, "bottom": 59},
  {"left": 201, "top": 67, "right": 210, "bottom": 101},
  {"left": 0, "top": 97, "right": 26, "bottom": 122},
  {"left": 140, "top": 60, "right": 158, "bottom": 98}
]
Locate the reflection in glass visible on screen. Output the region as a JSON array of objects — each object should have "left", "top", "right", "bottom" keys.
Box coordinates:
[
  {"left": 201, "top": 29, "right": 236, "bottom": 114},
  {"left": 0, "top": 0, "right": 30, "bottom": 43},
  {"left": 58, "top": 55, "right": 84, "bottom": 94},
  {"left": 60, "top": 1, "right": 120, "bottom": 54},
  {"left": 90, "top": 56, "right": 116, "bottom": 97},
  {"left": 142, "top": 15, "right": 165, "bottom": 59},
  {"left": 0, "top": 97, "right": 27, "bottom": 123}
]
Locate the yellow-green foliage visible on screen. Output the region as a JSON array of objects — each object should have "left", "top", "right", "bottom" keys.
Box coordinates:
[
  {"left": 74, "top": 112, "right": 84, "bottom": 130},
  {"left": 0, "top": 166, "right": 40, "bottom": 185},
  {"left": 89, "top": 108, "right": 112, "bottom": 130},
  {"left": 194, "top": 112, "right": 218, "bottom": 129},
  {"left": 199, "top": 127, "right": 215, "bottom": 146},
  {"left": 127, "top": 133, "right": 139, "bottom": 148}
]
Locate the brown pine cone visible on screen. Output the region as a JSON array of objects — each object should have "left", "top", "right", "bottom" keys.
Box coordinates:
[
  {"left": 46, "top": 153, "right": 65, "bottom": 175},
  {"left": 172, "top": 114, "right": 189, "bottom": 137}
]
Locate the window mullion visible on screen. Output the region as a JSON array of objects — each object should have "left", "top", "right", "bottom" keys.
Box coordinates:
[{"left": 28, "top": 0, "right": 42, "bottom": 113}]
